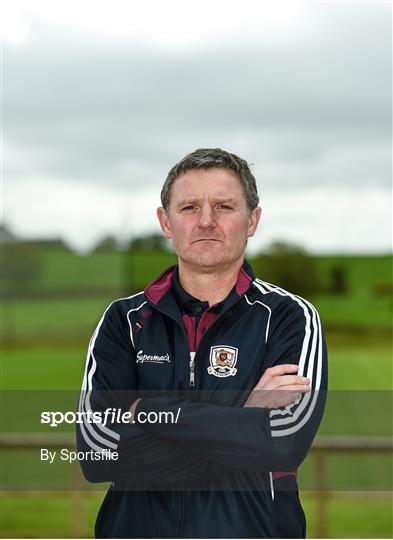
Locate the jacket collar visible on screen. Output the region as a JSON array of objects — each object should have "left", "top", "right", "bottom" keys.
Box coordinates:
[{"left": 144, "top": 260, "right": 255, "bottom": 311}]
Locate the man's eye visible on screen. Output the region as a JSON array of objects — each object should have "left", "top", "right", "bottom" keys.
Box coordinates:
[
  {"left": 182, "top": 205, "right": 196, "bottom": 211},
  {"left": 217, "top": 204, "right": 232, "bottom": 210}
]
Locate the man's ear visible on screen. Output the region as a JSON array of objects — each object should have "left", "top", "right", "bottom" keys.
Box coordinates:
[
  {"left": 247, "top": 206, "right": 262, "bottom": 238},
  {"left": 157, "top": 207, "right": 172, "bottom": 239}
]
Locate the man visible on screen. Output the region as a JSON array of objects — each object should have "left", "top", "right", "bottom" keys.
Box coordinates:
[{"left": 77, "top": 148, "right": 327, "bottom": 538}]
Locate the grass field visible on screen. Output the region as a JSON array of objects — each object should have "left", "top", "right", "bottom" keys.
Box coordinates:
[
  {"left": 1, "top": 249, "right": 392, "bottom": 538},
  {"left": 5, "top": 246, "right": 178, "bottom": 292},
  {"left": 315, "top": 255, "right": 392, "bottom": 294}
]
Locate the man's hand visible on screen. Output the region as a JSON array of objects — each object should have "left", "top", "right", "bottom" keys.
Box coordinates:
[
  {"left": 129, "top": 398, "right": 142, "bottom": 421},
  {"left": 243, "top": 364, "right": 310, "bottom": 409}
]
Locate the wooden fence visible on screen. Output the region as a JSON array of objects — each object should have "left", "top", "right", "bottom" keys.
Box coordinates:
[{"left": 1, "top": 435, "right": 392, "bottom": 538}]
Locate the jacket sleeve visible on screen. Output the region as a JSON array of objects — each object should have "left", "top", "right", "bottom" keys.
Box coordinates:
[
  {"left": 134, "top": 296, "right": 327, "bottom": 472},
  {"left": 261, "top": 294, "right": 327, "bottom": 469},
  {"left": 76, "top": 299, "right": 231, "bottom": 484}
]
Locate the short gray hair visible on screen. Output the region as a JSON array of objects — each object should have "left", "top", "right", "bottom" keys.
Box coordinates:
[{"left": 161, "top": 148, "right": 260, "bottom": 213}]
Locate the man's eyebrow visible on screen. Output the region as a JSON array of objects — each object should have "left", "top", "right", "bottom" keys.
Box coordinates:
[
  {"left": 176, "top": 199, "right": 199, "bottom": 207},
  {"left": 176, "top": 197, "right": 238, "bottom": 206},
  {"left": 213, "top": 198, "right": 239, "bottom": 206},
  {"left": 216, "top": 198, "right": 237, "bottom": 204}
]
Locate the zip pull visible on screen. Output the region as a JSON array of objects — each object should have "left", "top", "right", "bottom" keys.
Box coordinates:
[{"left": 189, "top": 352, "right": 196, "bottom": 388}]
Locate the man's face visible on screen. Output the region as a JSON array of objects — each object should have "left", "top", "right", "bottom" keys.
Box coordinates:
[{"left": 157, "top": 168, "right": 261, "bottom": 271}]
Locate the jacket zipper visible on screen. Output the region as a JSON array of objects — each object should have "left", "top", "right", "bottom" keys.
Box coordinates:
[
  {"left": 144, "top": 296, "right": 244, "bottom": 537},
  {"left": 189, "top": 351, "right": 196, "bottom": 388},
  {"left": 146, "top": 300, "right": 240, "bottom": 390}
]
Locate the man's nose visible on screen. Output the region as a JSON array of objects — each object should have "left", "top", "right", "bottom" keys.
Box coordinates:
[{"left": 198, "top": 204, "right": 216, "bottom": 228}]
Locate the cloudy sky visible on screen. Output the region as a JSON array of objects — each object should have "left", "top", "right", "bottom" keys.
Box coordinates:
[{"left": 2, "top": 0, "right": 392, "bottom": 253}]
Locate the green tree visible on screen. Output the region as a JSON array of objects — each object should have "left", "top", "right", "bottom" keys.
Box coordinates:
[
  {"left": 1, "top": 243, "right": 42, "bottom": 297},
  {"left": 329, "top": 264, "right": 348, "bottom": 295},
  {"left": 93, "top": 235, "right": 118, "bottom": 252}
]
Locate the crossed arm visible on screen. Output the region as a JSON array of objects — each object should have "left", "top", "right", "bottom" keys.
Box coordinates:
[{"left": 130, "top": 364, "right": 310, "bottom": 424}]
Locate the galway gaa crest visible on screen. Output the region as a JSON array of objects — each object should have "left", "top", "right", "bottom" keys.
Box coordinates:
[{"left": 207, "top": 346, "right": 238, "bottom": 378}]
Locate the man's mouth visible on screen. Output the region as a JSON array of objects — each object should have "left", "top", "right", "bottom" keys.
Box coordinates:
[{"left": 193, "top": 239, "right": 221, "bottom": 243}]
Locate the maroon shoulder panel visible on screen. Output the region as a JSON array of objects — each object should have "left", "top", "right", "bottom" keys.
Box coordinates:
[
  {"left": 272, "top": 470, "right": 297, "bottom": 480},
  {"left": 144, "top": 266, "right": 176, "bottom": 305},
  {"left": 236, "top": 266, "right": 252, "bottom": 295}
]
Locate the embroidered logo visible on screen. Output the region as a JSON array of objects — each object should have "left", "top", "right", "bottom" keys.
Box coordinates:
[
  {"left": 207, "top": 346, "right": 238, "bottom": 378},
  {"left": 136, "top": 350, "right": 171, "bottom": 364}
]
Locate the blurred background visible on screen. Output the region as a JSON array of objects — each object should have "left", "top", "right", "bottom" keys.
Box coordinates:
[{"left": 1, "top": 0, "right": 392, "bottom": 537}]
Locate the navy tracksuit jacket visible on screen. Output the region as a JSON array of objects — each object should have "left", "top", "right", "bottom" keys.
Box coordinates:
[{"left": 76, "top": 261, "right": 327, "bottom": 538}]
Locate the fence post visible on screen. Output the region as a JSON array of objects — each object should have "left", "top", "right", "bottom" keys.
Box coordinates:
[
  {"left": 314, "top": 449, "right": 329, "bottom": 538},
  {"left": 71, "top": 459, "right": 86, "bottom": 538}
]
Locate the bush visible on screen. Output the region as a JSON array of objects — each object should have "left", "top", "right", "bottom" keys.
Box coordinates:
[
  {"left": 371, "top": 283, "right": 393, "bottom": 297},
  {"left": 129, "top": 233, "right": 169, "bottom": 251}
]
